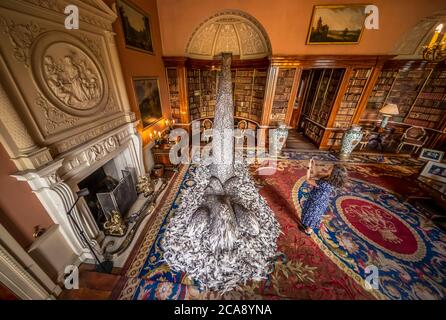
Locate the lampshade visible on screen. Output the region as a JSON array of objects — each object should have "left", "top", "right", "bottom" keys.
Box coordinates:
[{"left": 379, "top": 103, "right": 399, "bottom": 115}]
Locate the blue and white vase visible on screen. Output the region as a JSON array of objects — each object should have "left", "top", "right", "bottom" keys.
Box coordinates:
[
  {"left": 271, "top": 123, "right": 288, "bottom": 156},
  {"left": 340, "top": 125, "right": 363, "bottom": 159}
]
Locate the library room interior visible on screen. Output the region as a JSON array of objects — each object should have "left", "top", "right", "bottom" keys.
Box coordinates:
[{"left": 1, "top": 0, "right": 446, "bottom": 301}]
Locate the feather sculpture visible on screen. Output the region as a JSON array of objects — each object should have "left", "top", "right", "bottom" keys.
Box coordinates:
[{"left": 162, "top": 53, "right": 280, "bottom": 293}]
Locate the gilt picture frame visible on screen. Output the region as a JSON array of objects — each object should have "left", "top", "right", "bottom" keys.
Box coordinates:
[
  {"left": 117, "top": 0, "right": 154, "bottom": 54},
  {"left": 306, "top": 4, "right": 367, "bottom": 45},
  {"left": 132, "top": 77, "right": 163, "bottom": 128}
]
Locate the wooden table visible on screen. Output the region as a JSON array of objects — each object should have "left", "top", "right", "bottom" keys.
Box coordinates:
[{"left": 152, "top": 143, "right": 180, "bottom": 172}]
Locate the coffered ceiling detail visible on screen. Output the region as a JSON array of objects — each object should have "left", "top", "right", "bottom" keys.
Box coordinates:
[{"left": 186, "top": 10, "right": 271, "bottom": 60}]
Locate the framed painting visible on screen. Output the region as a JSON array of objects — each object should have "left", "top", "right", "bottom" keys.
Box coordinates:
[
  {"left": 306, "top": 5, "right": 367, "bottom": 44},
  {"left": 117, "top": 0, "right": 154, "bottom": 54},
  {"left": 420, "top": 161, "right": 446, "bottom": 184},
  {"left": 132, "top": 77, "right": 163, "bottom": 128},
  {"left": 419, "top": 148, "right": 445, "bottom": 162}
]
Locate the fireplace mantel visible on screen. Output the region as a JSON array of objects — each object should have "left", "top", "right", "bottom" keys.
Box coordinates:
[{"left": 0, "top": 0, "right": 145, "bottom": 278}]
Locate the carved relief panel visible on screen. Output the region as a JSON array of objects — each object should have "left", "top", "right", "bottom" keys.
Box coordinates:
[
  {"left": 31, "top": 31, "right": 108, "bottom": 117},
  {"left": 0, "top": 0, "right": 128, "bottom": 156}
]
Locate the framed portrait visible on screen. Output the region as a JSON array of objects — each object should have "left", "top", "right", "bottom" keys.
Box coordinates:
[
  {"left": 132, "top": 77, "right": 163, "bottom": 128},
  {"left": 420, "top": 161, "right": 446, "bottom": 184},
  {"left": 117, "top": 0, "right": 154, "bottom": 54},
  {"left": 306, "top": 5, "right": 367, "bottom": 44},
  {"left": 419, "top": 148, "right": 445, "bottom": 162}
]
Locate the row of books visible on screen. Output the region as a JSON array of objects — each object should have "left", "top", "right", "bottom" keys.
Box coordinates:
[
  {"left": 431, "top": 70, "right": 446, "bottom": 78},
  {"left": 428, "top": 79, "right": 446, "bottom": 86},
  {"left": 352, "top": 68, "right": 372, "bottom": 78},
  {"left": 336, "top": 107, "right": 356, "bottom": 115},
  {"left": 410, "top": 106, "right": 443, "bottom": 115},
  {"left": 346, "top": 86, "right": 364, "bottom": 95},
  {"left": 333, "top": 120, "right": 352, "bottom": 129},
  {"left": 235, "top": 77, "right": 252, "bottom": 84},
  {"left": 305, "top": 123, "right": 323, "bottom": 144},
  {"left": 343, "top": 94, "right": 361, "bottom": 102},
  {"left": 417, "top": 92, "right": 445, "bottom": 101},
  {"left": 350, "top": 79, "right": 368, "bottom": 86},
  {"left": 236, "top": 70, "right": 254, "bottom": 77}
]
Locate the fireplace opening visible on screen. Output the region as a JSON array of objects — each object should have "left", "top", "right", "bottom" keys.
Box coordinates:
[{"left": 78, "top": 165, "right": 119, "bottom": 228}]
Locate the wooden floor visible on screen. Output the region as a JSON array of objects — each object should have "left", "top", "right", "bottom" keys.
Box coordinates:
[
  {"left": 284, "top": 129, "right": 317, "bottom": 151},
  {"left": 0, "top": 282, "right": 19, "bottom": 300},
  {"left": 58, "top": 264, "right": 122, "bottom": 300}
]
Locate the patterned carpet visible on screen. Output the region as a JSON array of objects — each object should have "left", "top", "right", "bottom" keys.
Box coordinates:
[{"left": 114, "top": 156, "right": 446, "bottom": 300}]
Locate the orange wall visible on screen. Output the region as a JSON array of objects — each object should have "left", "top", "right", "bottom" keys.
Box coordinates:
[
  {"left": 105, "top": 0, "right": 171, "bottom": 145},
  {"left": 0, "top": 144, "right": 53, "bottom": 248},
  {"left": 157, "top": 0, "right": 446, "bottom": 56}
]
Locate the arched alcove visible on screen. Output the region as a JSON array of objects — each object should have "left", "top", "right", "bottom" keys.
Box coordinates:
[
  {"left": 393, "top": 9, "right": 446, "bottom": 59},
  {"left": 185, "top": 10, "right": 272, "bottom": 60}
]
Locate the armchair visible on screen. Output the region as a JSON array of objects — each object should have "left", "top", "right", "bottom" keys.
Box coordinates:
[
  {"left": 202, "top": 119, "right": 213, "bottom": 143},
  {"left": 358, "top": 129, "right": 372, "bottom": 151},
  {"left": 397, "top": 126, "right": 428, "bottom": 153},
  {"left": 234, "top": 120, "right": 248, "bottom": 146}
]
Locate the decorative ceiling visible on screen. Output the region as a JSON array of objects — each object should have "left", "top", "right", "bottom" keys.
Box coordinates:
[{"left": 186, "top": 10, "right": 271, "bottom": 60}]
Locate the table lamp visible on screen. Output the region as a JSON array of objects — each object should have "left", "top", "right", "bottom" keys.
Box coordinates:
[{"left": 379, "top": 103, "right": 399, "bottom": 128}]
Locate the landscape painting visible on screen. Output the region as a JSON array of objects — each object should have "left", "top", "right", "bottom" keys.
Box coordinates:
[
  {"left": 307, "top": 5, "right": 367, "bottom": 44},
  {"left": 117, "top": 0, "right": 154, "bottom": 54},
  {"left": 133, "top": 77, "right": 162, "bottom": 128}
]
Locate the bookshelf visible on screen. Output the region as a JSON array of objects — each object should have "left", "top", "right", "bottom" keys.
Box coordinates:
[
  {"left": 363, "top": 69, "right": 398, "bottom": 120},
  {"left": 166, "top": 68, "right": 181, "bottom": 121},
  {"left": 326, "top": 130, "right": 345, "bottom": 148},
  {"left": 251, "top": 69, "right": 267, "bottom": 123},
  {"left": 405, "top": 69, "right": 446, "bottom": 129},
  {"left": 302, "top": 68, "right": 345, "bottom": 145},
  {"left": 271, "top": 68, "right": 296, "bottom": 125},
  {"left": 200, "top": 69, "right": 217, "bottom": 118},
  {"left": 187, "top": 69, "right": 202, "bottom": 121},
  {"left": 184, "top": 66, "right": 266, "bottom": 122},
  {"left": 305, "top": 121, "right": 325, "bottom": 145},
  {"left": 385, "top": 69, "right": 432, "bottom": 123},
  {"left": 312, "top": 68, "right": 344, "bottom": 127},
  {"left": 234, "top": 69, "right": 254, "bottom": 119},
  {"left": 334, "top": 68, "right": 372, "bottom": 129}
]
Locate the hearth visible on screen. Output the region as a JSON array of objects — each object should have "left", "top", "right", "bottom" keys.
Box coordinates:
[
  {"left": 78, "top": 166, "right": 118, "bottom": 228},
  {"left": 78, "top": 159, "right": 138, "bottom": 233}
]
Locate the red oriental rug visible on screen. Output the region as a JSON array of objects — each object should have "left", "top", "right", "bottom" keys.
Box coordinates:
[{"left": 114, "top": 158, "right": 446, "bottom": 300}]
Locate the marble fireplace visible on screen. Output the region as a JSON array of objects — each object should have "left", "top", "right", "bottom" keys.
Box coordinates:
[{"left": 0, "top": 0, "right": 146, "bottom": 278}]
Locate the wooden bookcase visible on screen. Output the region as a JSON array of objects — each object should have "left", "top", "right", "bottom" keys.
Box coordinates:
[
  {"left": 334, "top": 68, "right": 372, "bottom": 129},
  {"left": 251, "top": 69, "right": 267, "bottom": 123},
  {"left": 302, "top": 68, "right": 345, "bottom": 146},
  {"left": 171, "top": 58, "right": 268, "bottom": 123},
  {"left": 386, "top": 68, "right": 432, "bottom": 123},
  {"left": 362, "top": 69, "right": 398, "bottom": 121},
  {"left": 234, "top": 69, "right": 254, "bottom": 119},
  {"left": 187, "top": 68, "right": 202, "bottom": 121},
  {"left": 405, "top": 68, "right": 446, "bottom": 129},
  {"left": 200, "top": 69, "right": 217, "bottom": 118},
  {"left": 166, "top": 67, "right": 181, "bottom": 121},
  {"left": 271, "top": 68, "right": 296, "bottom": 125}
]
